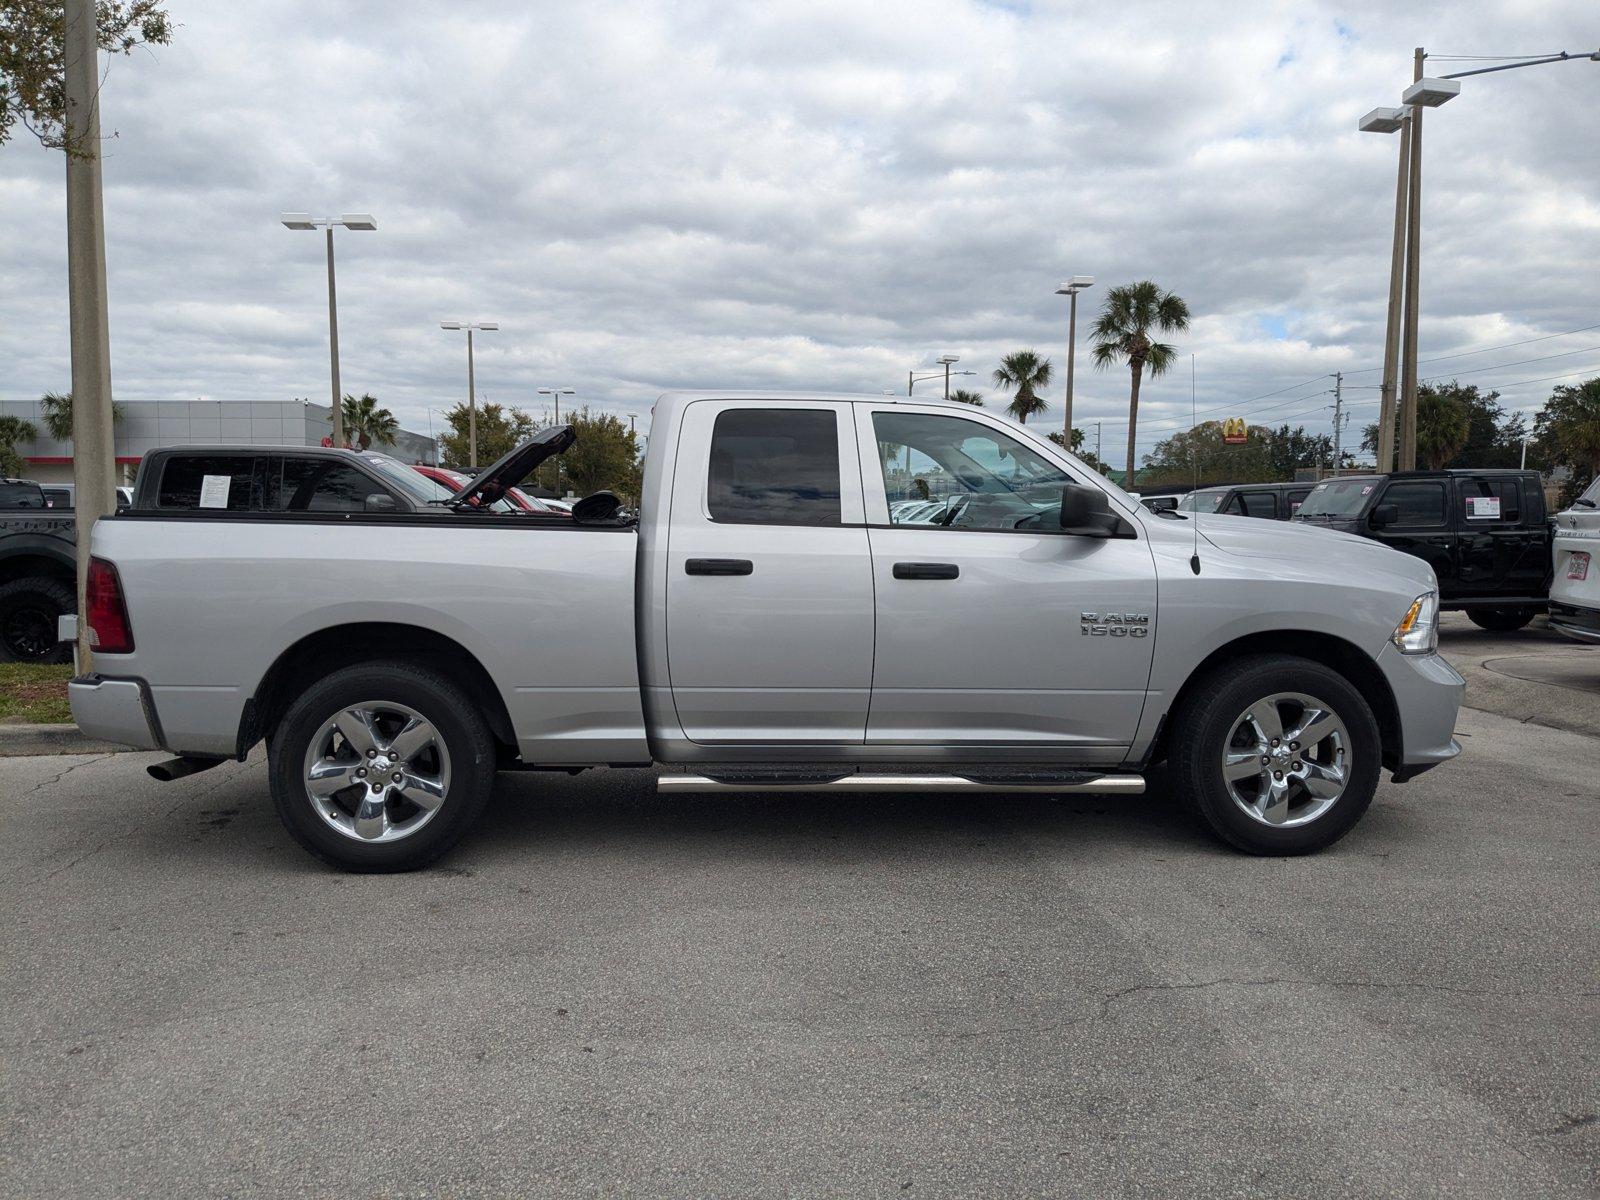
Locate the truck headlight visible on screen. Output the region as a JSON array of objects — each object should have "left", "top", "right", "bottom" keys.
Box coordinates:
[{"left": 1392, "top": 591, "right": 1438, "bottom": 655}]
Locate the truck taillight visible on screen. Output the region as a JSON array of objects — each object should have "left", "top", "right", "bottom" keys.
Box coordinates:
[{"left": 86, "top": 557, "right": 135, "bottom": 654}]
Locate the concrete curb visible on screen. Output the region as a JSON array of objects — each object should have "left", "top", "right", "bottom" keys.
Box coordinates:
[{"left": 0, "top": 724, "right": 138, "bottom": 757}]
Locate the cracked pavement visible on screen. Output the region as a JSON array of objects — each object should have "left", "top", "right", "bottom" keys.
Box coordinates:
[{"left": 2, "top": 656, "right": 1597, "bottom": 1196}]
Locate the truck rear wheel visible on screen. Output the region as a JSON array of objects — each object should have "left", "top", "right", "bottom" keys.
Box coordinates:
[
  {"left": 267, "top": 660, "right": 496, "bottom": 872},
  {"left": 1168, "top": 654, "right": 1381, "bottom": 855},
  {"left": 0, "top": 577, "right": 75, "bottom": 664},
  {"left": 1467, "top": 607, "right": 1536, "bottom": 633}
]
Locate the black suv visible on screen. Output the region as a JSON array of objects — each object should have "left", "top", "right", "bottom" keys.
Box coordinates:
[
  {"left": 1177, "top": 481, "right": 1312, "bottom": 521},
  {"left": 1294, "top": 469, "right": 1551, "bottom": 631}
]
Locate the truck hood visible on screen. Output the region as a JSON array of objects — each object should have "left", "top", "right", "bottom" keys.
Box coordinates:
[
  {"left": 448, "top": 425, "right": 575, "bottom": 508},
  {"left": 1194, "top": 513, "right": 1435, "bottom": 590}
]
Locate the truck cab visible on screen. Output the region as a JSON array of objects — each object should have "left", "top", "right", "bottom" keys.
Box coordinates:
[
  {"left": 1294, "top": 469, "right": 1551, "bottom": 630},
  {"left": 1177, "top": 482, "right": 1312, "bottom": 521}
]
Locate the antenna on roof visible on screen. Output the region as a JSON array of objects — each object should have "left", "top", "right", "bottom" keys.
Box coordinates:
[{"left": 1190, "top": 354, "right": 1202, "bottom": 576}]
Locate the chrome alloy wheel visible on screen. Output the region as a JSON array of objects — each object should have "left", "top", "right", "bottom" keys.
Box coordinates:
[
  {"left": 1221, "top": 691, "right": 1350, "bottom": 828},
  {"left": 301, "top": 701, "right": 452, "bottom": 844}
]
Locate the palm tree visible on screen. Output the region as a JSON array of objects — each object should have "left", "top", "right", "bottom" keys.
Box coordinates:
[
  {"left": 1539, "top": 377, "right": 1600, "bottom": 477},
  {"left": 37, "top": 391, "right": 123, "bottom": 442},
  {"left": 1090, "top": 281, "right": 1191, "bottom": 483},
  {"left": 991, "top": 351, "right": 1052, "bottom": 423},
  {"left": 1416, "top": 388, "right": 1471, "bottom": 470},
  {"left": 949, "top": 389, "right": 985, "bottom": 406},
  {"left": 341, "top": 393, "right": 399, "bottom": 450},
  {"left": 0, "top": 415, "right": 38, "bottom": 477}
]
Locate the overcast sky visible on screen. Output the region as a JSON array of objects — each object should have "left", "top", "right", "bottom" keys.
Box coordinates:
[{"left": 3, "top": 0, "right": 1597, "bottom": 463}]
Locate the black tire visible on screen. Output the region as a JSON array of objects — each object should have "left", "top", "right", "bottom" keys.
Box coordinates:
[
  {"left": 268, "top": 660, "right": 496, "bottom": 872},
  {"left": 1466, "top": 607, "right": 1535, "bottom": 633},
  {"left": 1168, "top": 654, "right": 1382, "bottom": 856},
  {"left": 0, "top": 577, "right": 75, "bottom": 664}
]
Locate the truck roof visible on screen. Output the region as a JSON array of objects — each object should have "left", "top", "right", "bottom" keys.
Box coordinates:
[
  {"left": 1311, "top": 469, "right": 1538, "bottom": 482},
  {"left": 653, "top": 390, "right": 992, "bottom": 411}
]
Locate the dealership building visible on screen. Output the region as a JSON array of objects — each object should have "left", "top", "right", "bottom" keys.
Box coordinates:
[{"left": 1, "top": 398, "right": 438, "bottom": 488}]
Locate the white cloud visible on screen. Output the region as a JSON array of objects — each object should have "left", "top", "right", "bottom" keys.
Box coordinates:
[{"left": 2, "top": 0, "right": 1596, "bottom": 463}]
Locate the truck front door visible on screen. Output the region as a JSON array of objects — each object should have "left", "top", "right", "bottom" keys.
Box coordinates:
[
  {"left": 664, "top": 401, "right": 875, "bottom": 743},
  {"left": 1369, "top": 479, "right": 1457, "bottom": 597},
  {"left": 855, "top": 405, "right": 1157, "bottom": 757}
]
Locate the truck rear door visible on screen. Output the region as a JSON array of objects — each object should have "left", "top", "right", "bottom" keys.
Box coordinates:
[
  {"left": 1455, "top": 475, "right": 1547, "bottom": 598},
  {"left": 663, "top": 400, "right": 875, "bottom": 743}
]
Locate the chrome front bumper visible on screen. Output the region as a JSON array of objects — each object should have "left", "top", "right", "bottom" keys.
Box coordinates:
[{"left": 67, "top": 675, "right": 164, "bottom": 751}]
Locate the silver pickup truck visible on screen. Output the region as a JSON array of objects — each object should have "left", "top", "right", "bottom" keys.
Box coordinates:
[{"left": 70, "top": 392, "right": 1465, "bottom": 870}]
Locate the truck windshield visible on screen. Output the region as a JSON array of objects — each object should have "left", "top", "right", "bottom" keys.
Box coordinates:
[
  {"left": 1298, "top": 479, "right": 1377, "bottom": 518},
  {"left": 1177, "top": 491, "right": 1226, "bottom": 512}
]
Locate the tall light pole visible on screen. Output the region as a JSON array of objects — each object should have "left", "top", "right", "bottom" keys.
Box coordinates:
[
  {"left": 1360, "top": 47, "right": 1595, "bottom": 471},
  {"left": 1055, "top": 276, "right": 1094, "bottom": 449},
  {"left": 908, "top": 368, "right": 974, "bottom": 395},
  {"left": 538, "top": 387, "right": 576, "bottom": 495},
  {"left": 440, "top": 321, "right": 498, "bottom": 467},
  {"left": 937, "top": 354, "right": 960, "bottom": 399},
  {"left": 281, "top": 213, "right": 377, "bottom": 449}
]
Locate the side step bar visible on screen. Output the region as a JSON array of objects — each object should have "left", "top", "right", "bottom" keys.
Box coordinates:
[{"left": 657, "top": 773, "right": 1144, "bottom": 795}]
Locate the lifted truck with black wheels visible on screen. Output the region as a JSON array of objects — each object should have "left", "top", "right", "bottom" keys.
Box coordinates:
[{"left": 71, "top": 395, "right": 1468, "bottom": 871}]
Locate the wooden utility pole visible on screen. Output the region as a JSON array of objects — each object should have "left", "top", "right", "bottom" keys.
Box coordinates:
[{"left": 64, "top": 0, "right": 118, "bottom": 670}]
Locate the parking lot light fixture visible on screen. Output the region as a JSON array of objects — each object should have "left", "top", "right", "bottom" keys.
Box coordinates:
[
  {"left": 440, "top": 322, "right": 500, "bottom": 467},
  {"left": 1054, "top": 276, "right": 1095, "bottom": 444},
  {"left": 1401, "top": 78, "right": 1460, "bottom": 107},
  {"left": 538, "top": 387, "right": 578, "bottom": 494},
  {"left": 280, "top": 212, "right": 379, "bottom": 449},
  {"left": 1359, "top": 107, "right": 1407, "bottom": 134},
  {"left": 937, "top": 355, "right": 960, "bottom": 399}
]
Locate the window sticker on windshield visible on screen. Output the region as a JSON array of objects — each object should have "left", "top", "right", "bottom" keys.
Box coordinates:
[
  {"left": 1361, "top": 485, "right": 1373, "bottom": 494},
  {"left": 1466, "top": 495, "right": 1501, "bottom": 520},
  {"left": 199, "top": 474, "right": 232, "bottom": 509}
]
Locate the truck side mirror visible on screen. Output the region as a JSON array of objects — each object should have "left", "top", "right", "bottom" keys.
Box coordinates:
[
  {"left": 1369, "top": 503, "right": 1398, "bottom": 528},
  {"left": 364, "top": 493, "right": 399, "bottom": 513},
  {"left": 1060, "top": 483, "right": 1125, "bottom": 537}
]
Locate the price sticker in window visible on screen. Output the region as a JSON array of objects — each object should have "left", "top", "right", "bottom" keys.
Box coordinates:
[
  {"left": 199, "top": 474, "right": 232, "bottom": 509},
  {"left": 1465, "top": 494, "right": 1501, "bottom": 520}
]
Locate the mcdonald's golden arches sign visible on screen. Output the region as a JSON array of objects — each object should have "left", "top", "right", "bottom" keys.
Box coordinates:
[{"left": 1221, "top": 417, "right": 1248, "bottom": 445}]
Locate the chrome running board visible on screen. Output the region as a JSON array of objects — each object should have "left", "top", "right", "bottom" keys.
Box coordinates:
[{"left": 657, "top": 773, "right": 1144, "bottom": 795}]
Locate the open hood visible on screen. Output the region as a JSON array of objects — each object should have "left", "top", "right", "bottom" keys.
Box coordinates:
[{"left": 447, "top": 425, "right": 575, "bottom": 508}]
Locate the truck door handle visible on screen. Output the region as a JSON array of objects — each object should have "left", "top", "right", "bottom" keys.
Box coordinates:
[
  {"left": 685, "top": 558, "right": 753, "bottom": 576},
  {"left": 893, "top": 562, "right": 959, "bottom": 580}
]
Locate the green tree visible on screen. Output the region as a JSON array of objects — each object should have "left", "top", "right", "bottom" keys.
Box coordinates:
[
  {"left": 0, "top": 0, "right": 172, "bottom": 154},
  {"left": 990, "top": 351, "right": 1052, "bottom": 423},
  {"left": 1089, "top": 280, "right": 1191, "bottom": 484},
  {"left": 948, "top": 389, "right": 985, "bottom": 406},
  {"left": 438, "top": 402, "right": 534, "bottom": 469},
  {"left": 1534, "top": 377, "right": 1600, "bottom": 504},
  {"left": 1361, "top": 382, "right": 1525, "bottom": 470},
  {"left": 36, "top": 390, "right": 123, "bottom": 442},
  {"left": 533, "top": 408, "right": 643, "bottom": 500},
  {"left": 0, "top": 414, "right": 39, "bottom": 477},
  {"left": 1139, "top": 420, "right": 1328, "bottom": 487},
  {"left": 1047, "top": 427, "right": 1108, "bottom": 473},
  {"left": 340, "top": 393, "right": 399, "bottom": 450},
  {"left": 1260, "top": 423, "right": 1334, "bottom": 480}
]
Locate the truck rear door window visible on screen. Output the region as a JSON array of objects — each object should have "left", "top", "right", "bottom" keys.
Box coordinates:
[
  {"left": 1240, "top": 491, "right": 1276, "bottom": 518},
  {"left": 707, "top": 409, "right": 842, "bottom": 526},
  {"left": 1459, "top": 477, "right": 1519, "bottom": 523},
  {"left": 156, "top": 456, "right": 265, "bottom": 510},
  {"left": 1384, "top": 481, "right": 1447, "bottom": 527}
]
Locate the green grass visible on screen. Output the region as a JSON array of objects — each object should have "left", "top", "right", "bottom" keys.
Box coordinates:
[{"left": 0, "top": 662, "right": 74, "bottom": 725}]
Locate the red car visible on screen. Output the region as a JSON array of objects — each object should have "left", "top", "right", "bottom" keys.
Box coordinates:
[{"left": 411, "top": 465, "right": 565, "bottom": 515}]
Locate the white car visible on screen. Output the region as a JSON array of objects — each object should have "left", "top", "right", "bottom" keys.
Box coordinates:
[{"left": 1550, "top": 476, "right": 1600, "bottom": 644}]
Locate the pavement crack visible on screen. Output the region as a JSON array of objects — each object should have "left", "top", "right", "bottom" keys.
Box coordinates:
[
  {"left": 1100, "top": 976, "right": 1598, "bottom": 1015},
  {"left": 12, "top": 752, "right": 116, "bottom": 799}
]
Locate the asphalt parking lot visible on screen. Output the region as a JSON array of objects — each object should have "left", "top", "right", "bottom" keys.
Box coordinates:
[{"left": 2, "top": 618, "right": 1597, "bottom": 1198}]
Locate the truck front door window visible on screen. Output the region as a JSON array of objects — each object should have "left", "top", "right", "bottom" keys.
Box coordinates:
[
  {"left": 707, "top": 408, "right": 842, "bottom": 526},
  {"left": 1383, "top": 482, "right": 1447, "bottom": 528},
  {"left": 872, "top": 412, "right": 1074, "bottom": 531}
]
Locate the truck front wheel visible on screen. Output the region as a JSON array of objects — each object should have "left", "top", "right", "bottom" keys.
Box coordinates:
[
  {"left": 267, "top": 661, "right": 497, "bottom": 872},
  {"left": 1168, "top": 654, "right": 1382, "bottom": 855}
]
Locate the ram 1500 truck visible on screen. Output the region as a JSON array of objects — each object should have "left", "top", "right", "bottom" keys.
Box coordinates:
[{"left": 69, "top": 392, "right": 1465, "bottom": 870}]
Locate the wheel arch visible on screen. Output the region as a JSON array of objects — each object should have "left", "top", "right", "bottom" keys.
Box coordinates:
[
  {"left": 1149, "top": 630, "right": 1402, "bottom": 771},
  {"left": 238, "top": 622, "right": 518, "bottom": 761},
  {"left": 0, "top": 546, "right": 77, "bottom": 588}
]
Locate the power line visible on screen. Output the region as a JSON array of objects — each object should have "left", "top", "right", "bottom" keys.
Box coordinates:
[
  {"left": 1421, "top": 344, "right": 1600, "bottom": 382},
  {"left": 1342, "top": 321, "right": 1600, "bottom": 374}
]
